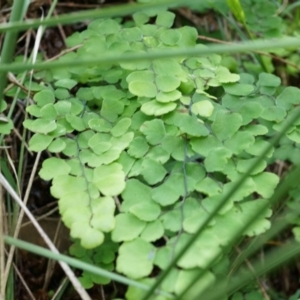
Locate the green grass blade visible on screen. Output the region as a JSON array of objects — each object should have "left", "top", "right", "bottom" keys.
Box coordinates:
[
  {"left": 0, "top": 0, "right": 194, "bottom": 33},
  {"left": 1, "top": 37, "right": 300, "bottom": 74},
  {"left": 0, "top": 0, "right": 29, "bottom": 117},
  {"left": 3, "top": 235, "right": 174, "bottom": 299}
]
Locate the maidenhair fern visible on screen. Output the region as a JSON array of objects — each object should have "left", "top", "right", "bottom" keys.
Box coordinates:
[{"left": 21, "top": 9, "right": 300, "bottom": 298}]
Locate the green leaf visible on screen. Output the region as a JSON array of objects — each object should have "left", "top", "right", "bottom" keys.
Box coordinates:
[
  {"left": 51, "top": 175, "right": 87, "bottom": 198},
  {"left": 252, "top": 172, "right": 279, "bottom": 198},
  {"left": 223, "top": 83, "right": 255, "bottom": 96},
  {"left": 128, "top": 136, "right": 149, "bottom": 158},
  {"left": 195, "top": 177, "right": 222, "bottom": 196},
  {"left": 112, "top": 213, "right": 146, "bottom": 242},
  {"left": 117, "top": 238, "right": 155, "bottom": 279},
  {"left": 133, "top": 12, "right": 150, "bottom": 25},
  {"left": 260, "top": 106, "right": 286, "bottom": 122},
  {"left": 129, "top": 81, "right": 157, "bottom": 98},
  {"left": 66, "top": 114, "right": 87, "bottom": 131},
  {"left": 62, "top": 138, "right": 77, "bottom": 156},
  {"left": 276, "top": 87, "right": 300, "bottom": 110},
  {"left": 183, "top": 207, "right": 213, "bottom": 234},
  {"left": 55, "top": 78, "right": 77, "bottom": 89},
  {"left": 59, "top": 191, "right": 89, "bottom": 215},
  {"left": 89, "top": 18, "right": 120, "bottom": 34},
  {"left": 152, "top": 174, "right": 184, "bottom": 206},
  {"left": 129, "top": 202, "right": 161, "bottom": 222},
  {"left": 216, "top": 67, "right": 240, "bottom": 83},
  {"left": 146, "top": 146, "right": 170, "bottom": 164},
  {"left": 204, "top": 147, "right": 232, "bottom": 172},
  {"left": 71, "top": 223, "right": 104, "bottom": 249},
  {"left": 78, "top": 130, "right": 94, "bottom": 149},
  {"left": 55, "top": 88, "right": 70, "bottom": 100},
  {"left": 177, "top": 26, "right": 198, "bottom": 47},
  {"left": 156, "top": 90, "right": 182, "bottom": 103},
  {"left": 54, "top": 101, "right": 71, "bottom": 115},
  {"left": 176, "top": 115, "right": 209, "bottom": 137},
  {"left": 237, "top": 102, "right": 264, "bottom": 125},
  {"left": 140, "top": 119, "right": 166, "bottom": 145},
  {"left": 88, "top": 133, "right": 111, "bottom": 153},
  {"left": 90, "top": 196, "right": 115, "bottom": 232},
  {"left": 92, "top": 163, "right": 125, "bottom": 196},
  {"left": 101, "top": 98, "right": 124, "bottom": 122},
  {"left": 224, "top": 131, "right": 255, "bottom": 154},
  {"left": 212, "top": 110, "right": 243, "bottom": 141},
  {"left": 121, "top": 179, "right": 152, "bottom": 212},
  {"left": 0, "top": 119, "right": 13, "bottom": 134},
  {"left": 111, "top": 118, "right": 131, "bottom": 137},
  {"left": 121, "top": 27, "right": 142, "bottom": 42},
  {"left": 141, "top": 100, "right": 177, "bottom": 116},
  {"left": 88, "top": 118, "right": 112, "bottom": 132},
  {"left": 24, "top": 118, "right": 57, "bottom": 134},
  {"left": 34, "top": 89, "right": 55, "bottom": 107},
  {"left": 40, "top": 103, "right": 57, "bottom": 119},
  {"left": 287, "top": 127, "right": 300, "bottom": 143},
  {"left": 127, "top": 70, "right": 154, "bottom": 83},
  {"left": 191, "top": 100, "right": 214, "bottom": 118},
  {"left": 257, "top": 72, "right": 281, "bottom": 87},
  {"left": 245, "top": 124, "right": 268, "bottom": 136},
  {"left": 191, "top": 135, "right": 223, "bottom": 157},
  {"left": 152, "top": 59, "right": 184, "bottom": 77},
  {"left": 223, "top": 178, "right": 256, "bottom": 202},
  {"left": 76, "top": 87, "right": 94, "bottom": 101},
  {"left": 156, "top": 11, "right": 175, "bottom": 28},
  {"left": 215, "top": 199, "right": 272, "bottom": 237},
  {"left": 160, "top": 29, "right": 181, "bottom": 46},
  {"left": 140, "top": 220, "right": 164, "bottom": 242},
  {"left": 117, "top": 152, "right": 135, "bottom": 176},
  {"left": 39, "top": 157, "right": 71, "bottom": 180},
  {"left": 152, "top": 181, "right": 181, "bottom": 206},
  {"left": 29, "top": 134, "right": 54, "bottom": 152},
  {"left": 236, "top": 158, "right": 267, "bottom": 175},
  {"left": 78, "top": 274, "right": 93, "bottom": 289},
  {"left": 26, "top": 105, "right": 41, "bottom": 118},
  {"left": 141, "top": 158, "right": 167, "bottom": 185},
  {"left": 155, "top": 75, "right": 181, "bottom": 92},
  {"left": 174, "top": 232, "right": 220, "bottom": 268},
  {"left": 245, "top": 139, "right": 274, "bottom": 157}
]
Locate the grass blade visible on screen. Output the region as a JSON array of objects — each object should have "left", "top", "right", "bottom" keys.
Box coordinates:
[
  {"left": 1, "top": 37, "right": 300, "bottom": 74},
  {"left": 3, "top": 236, "right": 174, "bottom": 298}
]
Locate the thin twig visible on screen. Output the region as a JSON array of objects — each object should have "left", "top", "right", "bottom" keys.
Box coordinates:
[
  {"left": 47, "top": 44, "right": 82, "bottom": 62},
  {"left": 21, "top": 207, "right": 59, "bottom": 228}
]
